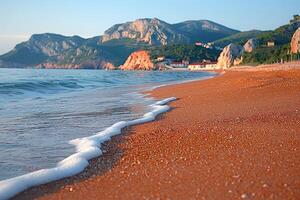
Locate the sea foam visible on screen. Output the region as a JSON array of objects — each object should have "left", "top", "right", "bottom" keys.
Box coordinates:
[{"left": 0, "top": 97, "right": 176, "bottom": 200}]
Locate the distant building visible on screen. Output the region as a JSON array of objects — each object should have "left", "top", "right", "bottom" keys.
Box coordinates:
[
  {"left": 195, "top": 42, "right": 204, "bottom": 46},
  {"left": 195, "top": 42, "right": 213, "bottom": 49},
  {"left": 267, "top": 41, "right": 275, "bottom": 47},
  {"left": 155, "top": 56, "right": 165, "bottom": 62},
  {"left": 170, "top": 61, "right": 186, "bottom": 68},
  {"left": 188, "top": 62, "right": 206, "bottom": 70},
  {"left": 205, "top": 62, "right": 218, "bottom": 68},
  {"left": 188, "top": 61, "right": 217, "bottom": 70},
  {"left": 169, "top": 60, "right": 190, "bottom": 68}
]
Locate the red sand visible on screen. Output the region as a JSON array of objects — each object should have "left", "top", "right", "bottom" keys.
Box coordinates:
[{"left": 15, "top": 70, "right": 300, "bottom": 200}]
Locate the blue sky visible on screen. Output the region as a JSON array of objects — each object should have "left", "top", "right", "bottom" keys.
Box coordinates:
[{"left": 0, "top": 0, "right": 299, "bottom": 54}]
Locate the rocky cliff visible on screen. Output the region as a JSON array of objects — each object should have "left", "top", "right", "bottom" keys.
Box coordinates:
[
  {"left": 102, "top": 18, "right": 239, "bottom": 45},
  {"left": 120, "top": 50, "right": 155, "bottom": 70},
  {"left": 243, "top": 38, "right": 258, "bottom": 53},
  {"left": 217, "top": 38, "right": 259, "bottom": 68},
  {"left": 291, "top": 27, "right": 300, "bottom": 53},
  {"left": 102, "top": 18, "right": 189, "bottom": 45},
  {"left": 217, "top": 44, "right": 244, "bottom": 68}
]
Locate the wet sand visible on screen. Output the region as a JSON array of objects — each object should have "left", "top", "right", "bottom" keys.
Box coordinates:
[{"left": 15, "top": 70, "right": 300, "bottom": 199}]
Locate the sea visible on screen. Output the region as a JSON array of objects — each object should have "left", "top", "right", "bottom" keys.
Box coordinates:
[{"left": 0, "top": 68, "right": 214, "bottom": 184}]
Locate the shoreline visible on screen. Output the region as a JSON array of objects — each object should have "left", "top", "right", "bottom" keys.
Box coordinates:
[
  {"left": 10, "top": 68, "right": 300, "bottom": 199},
  {"left": 0, "top": 97, "right": 177, "bottom": 200},
  {"left": 0, "top": 72, "right": 216, "bottom": 200}
]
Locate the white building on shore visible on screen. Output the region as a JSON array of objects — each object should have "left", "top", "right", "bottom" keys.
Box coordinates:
[
  {"left": 188, "top": 61, "right": 217, "bottom": 70},
  {"left": 169, "top": 60, "right": 189, "bottom": 68}
]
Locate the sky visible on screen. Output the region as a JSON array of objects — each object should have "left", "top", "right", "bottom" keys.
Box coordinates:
[{"left": 0, "top": 0, "right": 299, "bottom": 54}]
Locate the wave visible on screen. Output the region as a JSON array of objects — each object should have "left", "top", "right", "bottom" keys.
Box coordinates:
[
  {"left": 0, "top": 97, "right": 176, "bottom": 200},
  {"left": 0, "top": 80, "right": 84, "bottom": 95}
]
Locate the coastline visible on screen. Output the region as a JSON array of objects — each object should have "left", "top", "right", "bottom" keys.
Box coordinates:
[
  {"left": 11, "top": 68, "right": 300, "bottom": 199},
  {"left": 0, "top": 71, "right": 215, "bottom": 200},
  {"left": 0, "top": 96, "right": 177, "bottom": 200}
]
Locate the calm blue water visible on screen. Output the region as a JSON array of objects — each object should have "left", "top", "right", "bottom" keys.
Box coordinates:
[{"left": 0, "top": 68, "right": 213, "bottom": 180}]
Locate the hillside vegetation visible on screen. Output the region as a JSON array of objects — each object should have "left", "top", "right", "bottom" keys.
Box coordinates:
[
  {"left": 242, "top": 45, "right": 291, "bottom": 65},
  {"left": 242, "top": 17, "right": 300, "bottom": 64},
  {"left": 240, "top": 16, "right": 300, "bottom": 65},
  {"left": 213, "top": 30, "right": 264, "bottom": 48},
  {"left": 148, "top": 44, "right": 221, "bottom": 62}
]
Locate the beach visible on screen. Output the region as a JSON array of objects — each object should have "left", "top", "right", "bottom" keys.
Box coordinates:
[{"left": 15, "top": 69, "right": 300, "bottom": 199}]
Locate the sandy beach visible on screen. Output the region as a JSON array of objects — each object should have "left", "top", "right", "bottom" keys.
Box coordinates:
[{"left": 14, "top": 69, "right": 300, "bottom": 200}]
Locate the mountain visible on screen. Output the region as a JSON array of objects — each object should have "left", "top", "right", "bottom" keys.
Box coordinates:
[
  {"left": 173, "top": 20, "right": 239, "bottom": 43},
  {"left": 102, "top": 18, "right": 189, "bottom": 45},
  {"left": 0, "top": 33, "right": 143, "bottom": 69},
  {"left": 102, "top": 18, "right": 239, "bottom": 45},
  {"left": 0, "top": 18, "right": 239, "bottom": 69},
  {"left": 0, "top": 33, "right": 85, "bottom": 66}
]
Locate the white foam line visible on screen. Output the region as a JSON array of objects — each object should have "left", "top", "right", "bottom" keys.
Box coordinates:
[{"left": 0, "top": 97, "right": 176, "bottom": 200}]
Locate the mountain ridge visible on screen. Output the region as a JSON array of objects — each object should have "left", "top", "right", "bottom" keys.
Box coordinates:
[
  {"left": 0, "top": 17, "right": 241, "bottom": 69},
  {"left": 173, "top": 19, "right": 239, "bottom": 43},
  {"left": 102, "top": 18, "right": 239, "bottom": 45}
]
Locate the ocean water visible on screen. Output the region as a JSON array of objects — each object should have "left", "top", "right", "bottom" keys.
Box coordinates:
[{"left": 0, "top": 68, "right": 214, "bottom": 182}]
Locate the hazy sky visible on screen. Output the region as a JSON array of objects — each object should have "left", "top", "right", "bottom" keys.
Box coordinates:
[{"left": 0, "top": 0, "right": 299, "bottom": 54}]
